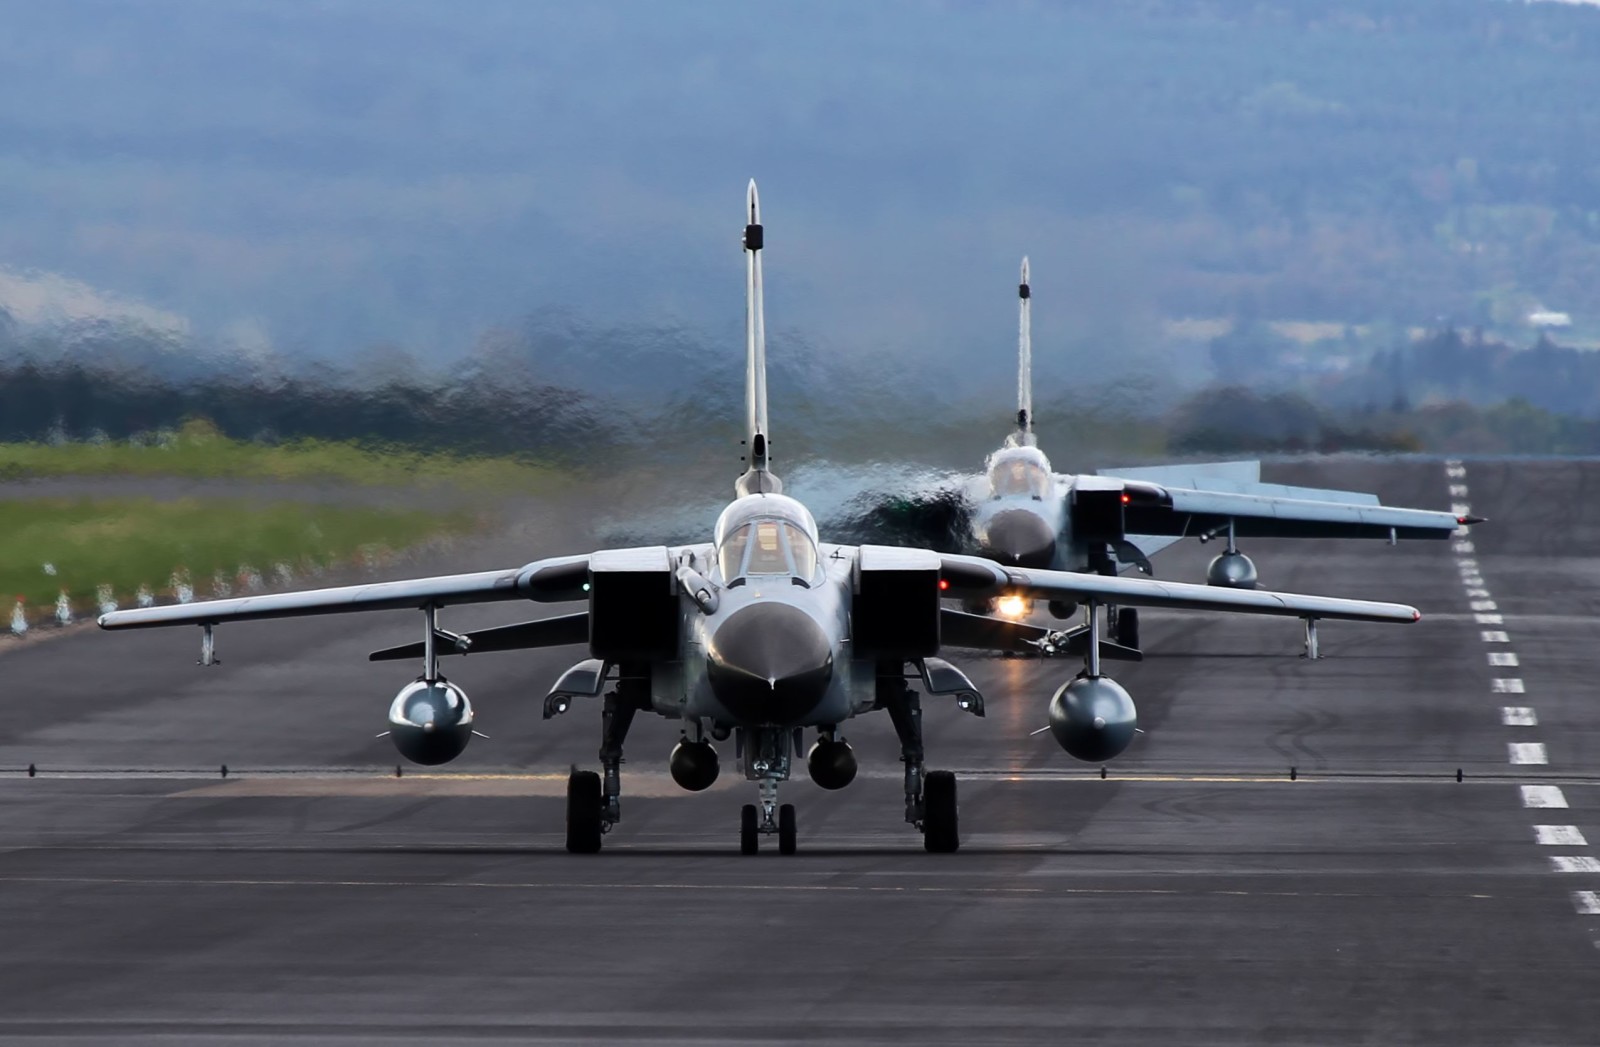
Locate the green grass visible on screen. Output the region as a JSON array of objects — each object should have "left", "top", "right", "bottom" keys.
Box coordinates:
[
  {"left": 0, "top": 423, "right": 562, "bottom": 491},
  {"left": 0, "top": 498, "right": 481, "bottom": 613}
]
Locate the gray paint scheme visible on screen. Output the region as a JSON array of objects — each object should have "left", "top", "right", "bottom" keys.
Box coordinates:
[{"left": 97, "top": 185, "right": 1424, "bottom": 854}]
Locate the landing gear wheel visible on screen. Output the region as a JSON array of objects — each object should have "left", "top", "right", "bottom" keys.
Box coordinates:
[
  {"left": 565, "top": 769, "right": 604, "bottom": 854},
  {"left": 740, "top": 803, "right": 760, "bottom": 855},
  {"left": 922, "top": 770, "right": 959, "bottom": 853},
  {"left": 1115, "top": 607, "right": 1140, "bottom": 650},
  {"left": 778, "top": 803, "right": 797, "bottom": 855}
]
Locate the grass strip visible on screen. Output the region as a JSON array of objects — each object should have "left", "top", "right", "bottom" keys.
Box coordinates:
[
  {"left": 0, "top": 423, "right": 561, "bottom": 491},
  {"left": 0, "top": 497, "right": 479, "bottom": 612}
]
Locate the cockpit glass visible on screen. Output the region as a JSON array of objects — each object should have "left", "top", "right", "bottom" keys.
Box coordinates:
[
  {"left": 717, "top": 520, "right": 818, "bottom": 582},
  {"left": 990, "top": 458, "right": 1049, "bottom": 499}
]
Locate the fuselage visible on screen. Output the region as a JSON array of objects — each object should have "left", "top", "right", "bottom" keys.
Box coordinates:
[
  {"left": 659, "top": 493, "right": 873, "bottom": 730},
  {"left": 971, "top": 444, "right": 1084, "bottom": 574}
]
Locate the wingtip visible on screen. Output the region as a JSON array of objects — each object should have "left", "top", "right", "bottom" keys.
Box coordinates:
[{"left": 1458, "top": 515, "right": 1486, "bottom": 525}]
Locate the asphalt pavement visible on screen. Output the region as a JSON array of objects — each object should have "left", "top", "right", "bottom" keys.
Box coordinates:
[{"left": 0, "top": 457, "right": 1596, "bottom": 1044}]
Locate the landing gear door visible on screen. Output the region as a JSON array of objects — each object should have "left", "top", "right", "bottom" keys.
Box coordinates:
[{"left": 916, "top": 656, "right": 984, "bottom": 717}]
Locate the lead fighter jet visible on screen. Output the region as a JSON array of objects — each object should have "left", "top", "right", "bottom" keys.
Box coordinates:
[
  {"left": 100, "top": 183, "right": 1422, "bottom": 855},
  {"left": 842, "top": 257, "right": 1479, "bottom": 653}
]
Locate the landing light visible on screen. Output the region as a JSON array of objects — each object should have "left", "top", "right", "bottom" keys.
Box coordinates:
[{"left": 996, "top": 594, "right": 1028, "bottom": 619}]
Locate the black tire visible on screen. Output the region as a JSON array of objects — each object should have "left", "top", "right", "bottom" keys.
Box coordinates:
[
  {"left": 565, "top": 769, "right": 604, "bottom": 854},
  {"left": 740, "top": 803, "right": 760, "bottom": 855},
  {"left": 1116, "top": 607, "right": 1139, "bottom": 650},
  {"left": 778, "top": 803, "right": 797, "bottom": 855},
  {"left": 922, "top": 770, "right": 959, "bottom": 853}
]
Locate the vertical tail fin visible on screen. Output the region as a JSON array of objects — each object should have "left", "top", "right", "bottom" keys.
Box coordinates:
[
  {"left": 1014, "top": 256, "right": 1035, "bottom": 447},
  {"left": 736, "top": 180, "right": 782, "bottom": 496}
]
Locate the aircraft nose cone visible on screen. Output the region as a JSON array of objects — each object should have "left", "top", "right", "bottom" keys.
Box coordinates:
[
  {"left": 981, "top": 509, "right": 1057, "bottom": 568},
  {"left": 706, "top": 602, "right": 833, "bottom": 725}
]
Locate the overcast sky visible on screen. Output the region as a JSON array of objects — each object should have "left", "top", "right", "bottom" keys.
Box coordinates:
[
  {"left": 0, "top": 2, "right": 1185, "bottom": 387},
  {"left": 3, "top": 1, "right": 1597, "bottom": 402}
]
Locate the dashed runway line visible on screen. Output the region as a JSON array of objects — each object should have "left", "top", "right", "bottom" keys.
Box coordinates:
[
  {"left": 1536, "top": 826, "right": 1589, "bottom": 846},
  {"left": 1509, "top": 743, "right": 1549, "bottom": 766},
  {"left": 1522, "top": 785, "right": 1569, "bottom": 809},
  {"left": 1445, "top": 463, "right": 1600, "bottom": 941}
]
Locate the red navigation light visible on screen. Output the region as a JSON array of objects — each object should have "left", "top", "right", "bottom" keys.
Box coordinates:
[
  {"left": 938, "top": 578, "right": 949, "bottom": 591},
  {"left": 1457, "top": 516, "right": 1469, "bottom": 524},
  {"left": 1120, "top": 492, "right": 1131, "bottom": 504}
]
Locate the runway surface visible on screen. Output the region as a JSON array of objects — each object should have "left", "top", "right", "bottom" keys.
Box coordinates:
[{"left": 1, "top": 457, "right": 1598, "bottom": 1044}]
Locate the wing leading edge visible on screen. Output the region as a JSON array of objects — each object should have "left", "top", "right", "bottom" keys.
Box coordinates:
[
  {"left": 97, "top": 555, "right": 592, "bottom": 629},
  {"left": 1098, "top": 460, "right": 1475, "bottom": 541},
  {"left": 935, "top": 551, "right": 1419, "bottom": 623}
]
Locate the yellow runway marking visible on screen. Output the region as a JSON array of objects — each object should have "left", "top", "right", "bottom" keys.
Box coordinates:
[{"left": 0, "top": 874, "right": 1508, "bottom": 902}]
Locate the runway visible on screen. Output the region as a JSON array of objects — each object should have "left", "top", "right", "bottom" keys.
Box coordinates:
[{"left": 1, "top": 457, "right": 1597, "bottom": 1044}]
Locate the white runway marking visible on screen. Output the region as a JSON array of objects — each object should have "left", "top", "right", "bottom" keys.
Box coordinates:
[
  {"left": 1458, "top": 559, "right": 1479, "bottom": 571},
  {"left": 1550, "top": 857, "right": 1600, "bottom": 873},
  {"left": 1452, "top": 502, "right": 1472, "bottom": 516},
  {"left": 1482, "top": 630, "right": 1510, "bottom": 643},
  {"left": 1509, "top": 742, "right": 1549, "bottom": 765},
  {"left": 1488, "top": 652, "right": 1520, "bottom": 667},
  {"left": 1492, "top": 678, "right": 1526, "bottom": 694},
  {"left": 1455, "top": 541, "right": 1476, "bottom": 554},
  {"left": 1450, "top": 484, "right": 1469, "bottom": 496},
  {"left": 1477, "top": 613, "right": 1505, "bottom": 625},
  {"left": 1536, "top": 825, "right": 1588, "bottom": 846},
  {"left": 1523, "top": 785, "right": 1568, "bottom": 808},
  {"left": 1446, "top": 465, "right": 1466, "bottom": 479},
  {"left": 1574, "top": 891, "right": 1600, "bottom": 915},
  {"left": 1465, "top": 588, "right": 1491, "bottom": 599},
  {"left": 1471, "top": 600, "right": 1499, "bottom": 612},
  {"left": 1502, "top": 706, "right": 1538, "bottom": 727}
]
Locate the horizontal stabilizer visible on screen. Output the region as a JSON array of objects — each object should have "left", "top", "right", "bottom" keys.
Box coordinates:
[
  {"left": 940, "top": 608, "right": 1049, "bottom": 652},
  {"left": 368, "top": 612, "right": 589, "bottom": 661},
  {"left": 938, "top": 610, "right": 1142, "bottom": 661}
]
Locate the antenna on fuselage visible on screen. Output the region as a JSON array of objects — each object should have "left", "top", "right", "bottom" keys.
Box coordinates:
[
  {"left": 1013, "top": 256, "right": 1035, "bottom": 448},
  {"left": 736, "top": 179, "right": 782, "bottom": 496}
]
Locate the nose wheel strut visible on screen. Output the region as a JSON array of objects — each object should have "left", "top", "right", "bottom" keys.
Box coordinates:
[{"left": 738, "top": 728, "right": 799, "bottom": 855}]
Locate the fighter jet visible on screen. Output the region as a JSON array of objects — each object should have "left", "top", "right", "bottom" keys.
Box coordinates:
[
  {"left": 99, "top": 183, "right": 1422, "bottom": 856},
  {"left": 838, "top": 257, "right": 1479, "bottom": 653}
]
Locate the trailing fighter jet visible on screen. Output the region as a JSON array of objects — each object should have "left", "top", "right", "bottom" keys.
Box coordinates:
[
  {"left": 836, "top": 257, "right": 1479, "bottom": 653},
  {"left": 99, "top": 183, "right": 1422, "bottom": 856}
]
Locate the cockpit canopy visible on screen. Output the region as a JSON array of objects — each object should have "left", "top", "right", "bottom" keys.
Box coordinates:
[
  {"left": 986, "top": 446, "right": 1054, "bottom": 500},
  {"left": 713, "top": 494, "right": 821, "bottom": 584}
]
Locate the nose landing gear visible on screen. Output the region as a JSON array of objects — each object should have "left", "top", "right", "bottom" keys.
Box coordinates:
[{"left": 737, "top": 727, "right": 801, "bottom": 855}]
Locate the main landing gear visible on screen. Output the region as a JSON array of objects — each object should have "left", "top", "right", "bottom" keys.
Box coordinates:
[
  {"left": 881, "top": 670, "right": 959, "bottom": 853},
  {"left": 565, "top": 666, "right": 649, "bottom": 854}
]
